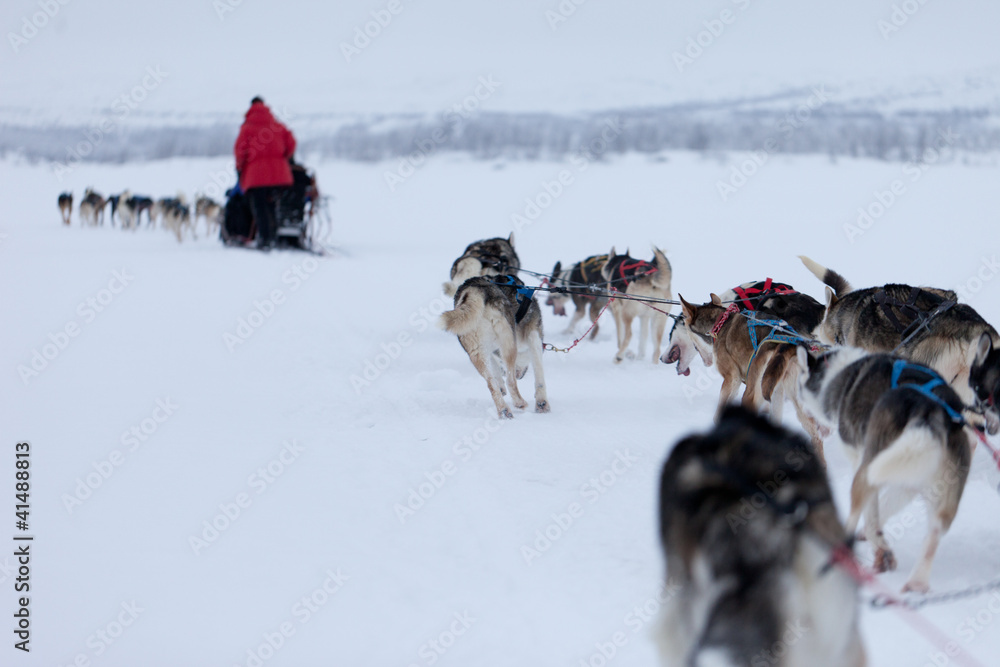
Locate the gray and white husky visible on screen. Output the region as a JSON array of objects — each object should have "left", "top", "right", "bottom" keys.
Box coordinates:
[
  {"left": 439, "top": 275, "right": 549, "bottom": 419},
  {"left": 796, "top": 346, "right": 972, "bottom": 592},
  {"left": 656, "top": 406, "right": 866, "bottom": 667},
  {"left": 800, "top": 255, "right": 1000, "bottom": 433}
]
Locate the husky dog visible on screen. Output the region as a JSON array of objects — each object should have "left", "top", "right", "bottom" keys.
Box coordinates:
[
  {"left": 151, "top": 196, "right": 181, "bottom": 228},
  {"left": 800, "top": 256, "right": 1000, "bottom": 433},
  {"left": 656, "top": 406, "right": 865, "bottom": 667},
  {"left": 545, "top": 254, "right": 609, "bottom": 339},
  {"left": 439, "top": 275, "right": 549, "bottom": 419},
  {"left": 58, "top": 192, "right": 73, "bottom": 225},
  {"left": 79, "top": 189, "right": 106, "bottom": 227},
  {"left": 600, "top": 246, "right": 672, "bottom": 363},
  {"left": 162, "top": 195, "right": 194, "bottom": 243},
  {"left": 796, "top": 346, "right": 973, "bottom": 592},
  {"left": 195, "top": 196, "right": 223, "bottom": 238},
  {"left": 443, "top": 234, "right": 520, "bottom": 297}
]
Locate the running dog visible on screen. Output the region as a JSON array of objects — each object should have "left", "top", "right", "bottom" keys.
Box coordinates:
[
  {"left": 443, "top": 234, "right": 520, "bottom": 297},
  {"left": 545, "top": 254, "right": 609, "bottom": 339},
  {"left": 796, "top": 346, "right": 973, "bottom": 593},
  {"left": 195, "top": 196, "right": 223, "bottom": 238},
  {"left": 439, "top": 275, "right": 549, "bottom": 419},
  {"left": 79, "top": 189, "right": 106, "bottom": 226},
  {"left": 58, "top": 192, "right": 72, "bottom": 225},
  {"left": 676, "top": 280, "right": 824, "bottom": 406},
  {"left": 600, "top": 246, "right": 672, "bottom": 363},
  {"left": 151, "top": 196, "right": 181, "bottom": 228},
  {"left": 801, "top": 256, "right": 1000, "bottom": 432},
  {"left": 162, "top": 196, "right": 193, "bottom": 243},
  {"left": 656, "top": 406, "right": 866, "bottom": 667}
]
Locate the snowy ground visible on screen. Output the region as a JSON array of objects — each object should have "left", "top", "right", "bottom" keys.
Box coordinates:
[{"left": 4, "top": 151, "right": 1000, "bottom": 666}]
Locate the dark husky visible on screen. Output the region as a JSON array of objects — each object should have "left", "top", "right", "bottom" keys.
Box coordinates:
[
  {"left": 58, "top": 192, "right": 73, "bottom": 225},
  {"left": 443, "top": 234, "right": 520, "bottom": 296},
  {"left": 600, "top": 246, "right": 672, "bottom": 363},
  {"left": 800, "top": 256, "right": 1000, "bottom": 432},
  {"left": 656, "top": 406, "right": 865, "bottom": 667},
  {"left": 439, "top": 275, "right": 549, "bottom": 419},
  {"left": 545, "top": 254, "right": 609, "bottom": 339},
  {"left": 796, "top": 346, "right": 973, "bottom": 593}
]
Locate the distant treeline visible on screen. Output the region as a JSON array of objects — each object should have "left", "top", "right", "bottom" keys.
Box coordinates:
[{"left": 3, "top": 105, "right": 999, "bottom": 166}]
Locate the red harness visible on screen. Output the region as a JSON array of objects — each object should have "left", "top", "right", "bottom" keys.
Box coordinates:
[
  {"left": 732, "top": 278, "right": 796, "bottom": 311},
  {"left": 618, "top": 260, "right": 657, "bottom": 285}
]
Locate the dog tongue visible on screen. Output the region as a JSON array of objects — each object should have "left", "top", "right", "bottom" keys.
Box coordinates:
[{"left": 679, "top": 367, "right": 690, "bottom": 376}]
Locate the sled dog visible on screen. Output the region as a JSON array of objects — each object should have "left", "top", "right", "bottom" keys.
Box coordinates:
[
  {"left": 79, "top": 189, "right": 106, "bottom": 226},
  {"left": 600, "top": 246, "right": 672, "bottom": 363},
  {"left": 796, "top": 346, "right": 973, "bottom": 592},
  {"left": 674, "top": 283, "right": 827, "bottom": 457},
  {"left": 58, "top": 192, "right": 73, "bottom": 225},
  {"left": 443, "top": 234, "right": 520, "bottom": 296},
  {"left": 162, "top": 195, "right": 193, "bottom": 243},
  {"left": 545, "top": 254, "right": 609, "bottom": 339},
  {"left": 656, "top": 406, "right": 865, "bottom": 667},
  {"left": 800, "top": 256, "right": 1000, "bottom": 432},
  {"left": 439, "top": 275, "right": 549, "bottom": 419},
  {"left": 195, "top": 196, "right": 223, "bottom": 238}
]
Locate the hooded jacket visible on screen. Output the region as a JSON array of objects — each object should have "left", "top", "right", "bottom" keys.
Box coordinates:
[{"left": 234, "top": 102, "right": 297, "bottom": 190}]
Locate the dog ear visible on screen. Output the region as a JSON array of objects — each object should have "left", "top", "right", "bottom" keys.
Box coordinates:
[
  {"left": 710, "top": 293, "right": 722, "bottom": 306},
  {"left": 625, "top": 247, "right": 630, "bottom": 257},
  {"left": 608, "top": 246, "right": 616, "bottom": 258},
  {"left": 507, "top": 232, "right": 515, "bottom": 247},
  {"left": 971, "top": 332, "right": 994, "bottom": 367},
  {"left": 552, "top": 261, "right": 561, "bottom": 275},
  {"left": 824, "top": 286, "right": 838, "bottom": 310},
  {"left": 679, "top": 294, "right": 697, "bottom": 321}
]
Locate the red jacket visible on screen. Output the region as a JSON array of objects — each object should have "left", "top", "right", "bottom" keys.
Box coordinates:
[{"left": 234, "top": 102, "right": 297, "bottom": 190}]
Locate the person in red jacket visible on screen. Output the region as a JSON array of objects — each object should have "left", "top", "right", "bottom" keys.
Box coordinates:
[{"left": 234, "top": 97, "right": 297, "bottom": 249}]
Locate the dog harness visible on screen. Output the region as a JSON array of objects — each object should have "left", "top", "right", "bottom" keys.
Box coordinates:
[
  {"left": 493, "top": 276, "right": 536, "bottom": 323},
  {"left": 743, "top": 313, "right": 813, "bottom": 375},
  {"left": 605, "top": 257, "right": 658, "bottom": 287},
  {"left": 732, "top": 278, "right": 797, "bottom": 311},
  {"left": 874, "top": 286, "right": 956, "bottom": 340},
  {"left": 890, "top": 360, "right": 965, "bottom": 424}
]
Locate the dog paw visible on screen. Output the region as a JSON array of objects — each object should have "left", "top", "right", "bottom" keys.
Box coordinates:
[
  {"left": 499, "top": 408, "right": 514, "bottom": 420},
  {"left": 613, "top": 355, "right": 624, "bottom": 364},
  {"left": 873, "top": 548, "right": 897, "bottom": 573},
  {"left": 625, "top": 350, "right": 635, "bottom": 360},
  {"left": 513, "top": 397, "right": 528, "bottom": 410},
  {"left": 902, "top": 579, "right": 930, "bottom": 594},
  {"left": 535, "top": 400, "right": 550, "bottom": 413}
]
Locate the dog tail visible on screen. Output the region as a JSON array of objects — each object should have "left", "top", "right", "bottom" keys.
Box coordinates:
[
  {"left": 866, "top": 422, "right": 943, "bottom": 487},
  {"left": 438, "top": 289, "right": 483, "bottom": 336},
  {"left": 651, "top": 245, "right": 672, "bottom": 290},
  {"left": 443, "top": 257, "right": 482, "bottom": 297},
  {"left": 799, "top": 256, "right": 852, "bottom": 295}
]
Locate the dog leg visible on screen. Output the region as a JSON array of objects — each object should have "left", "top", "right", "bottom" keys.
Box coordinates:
[
  {"left": 714, "top": 377, "right": 741, "bottom": 423},
  {"left": 468, "top": 345, "right": 513, "bottom": 419},
  {"left": 650, "top": 312, "right": 667, "bottom": 363},
  {"left": 587, "top": 301, "right": 602, "bottom": 340},
  {"left": 849, "top": 465, "right": 897, "bottom": 573},
  {"left": 527, "top": 330, "right": 549, "bottom": 413},
  {"left": 637, "top": 315, "right": 649, "bottom": 360},
  {"left": 499, "top": 328, "right": 528, "bottom": 410},
  {"left": 615, "top": 311, "right": 635, "bottom": 363},
  {"left": 562, "top": 308, "right": 585, "bottom": 335}
]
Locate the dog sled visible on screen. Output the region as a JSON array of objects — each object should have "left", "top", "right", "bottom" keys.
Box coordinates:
[{"left": 221, "top": 160, "right": 331, "bottom": 253}]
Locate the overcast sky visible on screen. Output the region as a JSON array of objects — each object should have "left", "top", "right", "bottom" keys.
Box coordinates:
[{"left": 3, "top": 0, "right": 1000, "bottom": 116}]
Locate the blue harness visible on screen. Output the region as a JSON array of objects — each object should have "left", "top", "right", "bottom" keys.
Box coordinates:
[
  {"left": 744, "top": 314, "right": 811, "bottom": 374},
  {"left": 493, "top": 276, "right": 536, "bottom": 323},
  {"left": 890, "top": 359, "right": 965, "bottom": 424}
]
